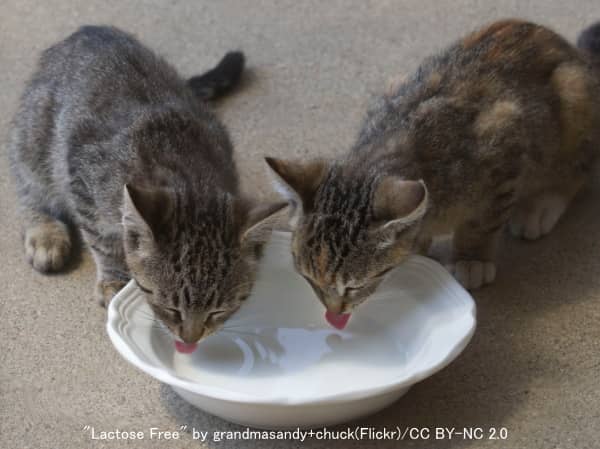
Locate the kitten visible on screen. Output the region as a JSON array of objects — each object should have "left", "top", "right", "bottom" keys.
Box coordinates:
[
  {"left": 9, "top": 26, "right": 284, "bottom": 348},
  {"left": 266, "top": 20, "right": 600, "bottom": 319}
]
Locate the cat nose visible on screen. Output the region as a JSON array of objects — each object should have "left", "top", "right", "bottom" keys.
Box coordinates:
[
  {"left": 323, "top": 296, "right": 343, "bottom": 314},
  {"left": 179, "top": 321, "right": 206, "bottom": 343},
  {"left": 181, "top": 330, "right": 204, "bottom": 343}
]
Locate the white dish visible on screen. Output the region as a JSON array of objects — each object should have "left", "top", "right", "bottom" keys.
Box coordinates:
[{"left": 107, "top": 231, "right": 476, "bottom": 429}]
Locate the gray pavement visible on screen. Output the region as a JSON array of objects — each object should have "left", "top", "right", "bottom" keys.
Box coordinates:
[{"left": 2, "top": 1, "right": 600, "bottom": 448}]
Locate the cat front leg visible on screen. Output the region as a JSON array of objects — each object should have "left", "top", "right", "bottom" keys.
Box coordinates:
[
  {"left": 448, "top": 218, "right": 505, "bottom": 290},
  {"left": 508, "top": 183, "right": 582, "bottom": 240},
  {"left": 21, "top": 209, "right": 72, "bottom": 273},
  {"left": 82, "top": 230, "right": 129, "bottom": 307},
  {"left": 447, "top": 176, "right": 519, "bottom": 289}
]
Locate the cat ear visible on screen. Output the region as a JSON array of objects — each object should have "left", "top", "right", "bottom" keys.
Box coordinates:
[
  {"left": 264, "top": 157, "right": 327, "bottom": 226},
  {"left": 372, "top": 178, "right": 428, "bottom": 231},
  {"left": 122, "top": 184, "right": 174, "bottom": 239},
  {"left": 239, "top": 200, "right": 289, "bottom": 244}
]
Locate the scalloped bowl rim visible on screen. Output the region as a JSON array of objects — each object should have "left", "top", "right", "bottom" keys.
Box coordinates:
[{"left": 106, "top": 233, "right": 476, "bottom": 406}]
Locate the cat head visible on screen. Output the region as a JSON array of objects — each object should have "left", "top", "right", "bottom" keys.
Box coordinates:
[
  {"left": 122, "top": 184, "right": 285, "bottom": 344},
  {"left": 266, "top": 157, "right": 428, "bottom": 314}
]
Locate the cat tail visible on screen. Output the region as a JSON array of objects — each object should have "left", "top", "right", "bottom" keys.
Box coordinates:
[
  {"left": 577, "top": 22, "right": 600, "bottom": 65},
  {"left": 187, "top": 51, "right": 245, "bottom": 101}
]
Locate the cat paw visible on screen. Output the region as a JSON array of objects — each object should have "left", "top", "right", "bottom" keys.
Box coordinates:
[
  {"left": 509, "top": 195, "right": 567, "bottom": 240},
  {"left": 24, "top": 222, "right": 71, "bottom": 272},
  {"left": 446, "top": 260, "right": 496, "bottom": 290},
  {"left": 95, "top": 279, "right": 127, "bottom": 308}
]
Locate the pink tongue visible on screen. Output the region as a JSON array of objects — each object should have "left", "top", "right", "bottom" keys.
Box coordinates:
[
  {"left": 325, "top": 311, "right": 351, "bottom": 330},
  {"left": 174, "top": 341, "right": 198, "bottom": 354}
]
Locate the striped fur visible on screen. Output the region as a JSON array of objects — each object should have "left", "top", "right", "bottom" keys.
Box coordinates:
[
  {"left": 268, "top": 20, "right": 600, "bottom": 305},
  {"left": 8, "top": 26, "right": 282, "bottom": 344}
]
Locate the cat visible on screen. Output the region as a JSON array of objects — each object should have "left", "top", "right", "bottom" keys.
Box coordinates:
[
  {"left": 8, "top": 26, "right": 285, "bottom": 348},
  {"left": 266, "top": 20, "right": 600, "bottom": 318}
]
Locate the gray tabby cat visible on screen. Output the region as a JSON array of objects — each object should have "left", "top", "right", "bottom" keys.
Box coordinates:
[
  {"left": 266, "top": 20, "right": 600, "bottom": 321},
  {"left": 9, "top": 26, "right": 284, "bottom": 349}
]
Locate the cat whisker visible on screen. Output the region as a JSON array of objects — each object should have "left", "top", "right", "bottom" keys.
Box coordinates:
[
  {"left": 150, "top": 325, "right": 173, "bottom": 338},
  {"left": 219, "top": 329, "right": 269, "bottom": 339},
  {"left": 135, "top": 310, "right": 157, "bottom": 320},
  {"left": 136, "top": 315, "right": 162, "bottom": 325},
  {"left": 220, "top": 319, "right": 263, "bottom": 330}
]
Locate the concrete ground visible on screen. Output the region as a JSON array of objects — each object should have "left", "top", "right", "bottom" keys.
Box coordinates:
[{"left": 2, "top": 1, "right": 600, "bottom": 448}]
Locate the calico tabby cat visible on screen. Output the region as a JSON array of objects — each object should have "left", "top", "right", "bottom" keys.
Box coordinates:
[
  {"left": 267, "top": 20, "right": 600, "bottom": 323},
  {"left": 9, "top": 26, "right": 284, "bottom": 350}
]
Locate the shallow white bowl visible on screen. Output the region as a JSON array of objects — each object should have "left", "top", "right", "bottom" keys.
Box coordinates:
[{"left": 107, "top": 231, "right": 475, "bottom": 429}]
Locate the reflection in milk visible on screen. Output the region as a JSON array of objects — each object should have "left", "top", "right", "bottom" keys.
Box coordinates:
[{"left": 172, "top": 320, "right": 407, "bottom": 381}]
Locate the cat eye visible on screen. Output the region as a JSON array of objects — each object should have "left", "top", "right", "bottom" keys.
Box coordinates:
[
  {"left": 374, "top": 267, "right": 394, "bottom": 279},
  {"left": 207, "top": 310, "right": 228, "bottom": 321},
  {"left": 163, "top": 307, "right": 182, "bottom": 322},
  {"left": 343, "top": 287, "right": 363, "bottom": 298},
  {"left": 134, "top": 279, "right": 153, "bottom": 294},
  {"left": 345, "top": 269, "right": 392, "bottom": 295}
]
